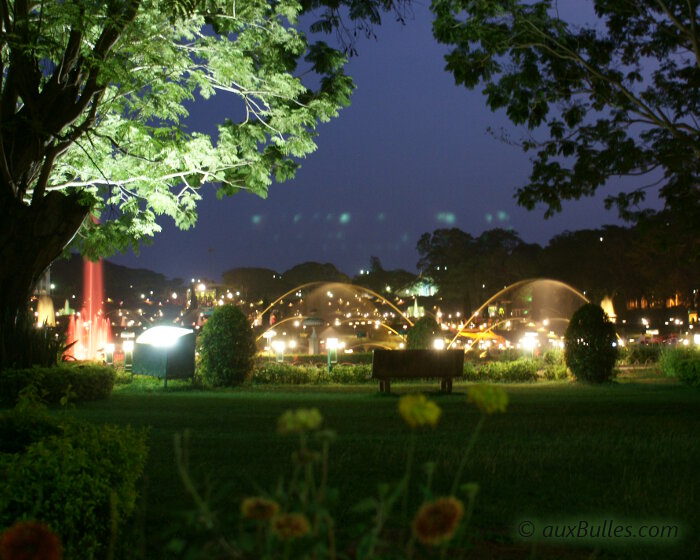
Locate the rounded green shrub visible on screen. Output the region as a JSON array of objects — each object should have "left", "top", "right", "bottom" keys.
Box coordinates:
[
  {"left": 198, "top": 305, "right": 256, "bottom": 387},
  {"left": 564, "top": 303, "right": 618, "bottom": 383},
  {"left": 406, "top": 316, "right": 439, "bottom": 349}
]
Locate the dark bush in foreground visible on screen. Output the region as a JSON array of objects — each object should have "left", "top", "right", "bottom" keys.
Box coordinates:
[
  {"left": 0, "top": 400, "right": 148, "bottom": 559},
  {"left": 660, "top": 347, "right": 700, "bottom": 387},
  {"left": 0, "top": 364, "right": 115, "bottom": 406},
  {"left": 565, "top": 304, "right": 618, "bottom": 383},
  {"left": 198, "top": 305, "right": 256, "bottom": 387}
]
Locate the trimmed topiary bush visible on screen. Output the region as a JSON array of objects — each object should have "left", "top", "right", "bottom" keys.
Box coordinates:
[
  {"left": 0, "top": 364, "right": 115, "bottom": 406},
  {"left": 198, "top": 304, "right": 256, "bottom": 387},
  {"left": 406, "top": 316, "right": 439, "bottom": 349},
  {"left": 564, "top": 303, "right": 618, "bottom": 383}
]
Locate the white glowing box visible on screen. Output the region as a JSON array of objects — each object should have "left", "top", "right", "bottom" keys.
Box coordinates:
[{"left": 133, "top": 326, "right": 195, "bottom": 385}]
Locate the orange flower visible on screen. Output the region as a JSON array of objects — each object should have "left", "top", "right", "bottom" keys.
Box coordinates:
[
  {"left": 240, "top": 497, "right": 280, "bottom": 521},
  {"left": 271, "top": 513, "right": 311, "bottom": 540},
  {"left": 412, "top": 497, "right": 464, "bottom": 546},
  {"left": 0, "top": 520, "right": 62, "bottom": 560}
]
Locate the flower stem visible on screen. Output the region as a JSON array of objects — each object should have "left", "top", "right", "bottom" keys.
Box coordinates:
[{"left": 450, "top": 415, "right": 485, "bottom": 496}]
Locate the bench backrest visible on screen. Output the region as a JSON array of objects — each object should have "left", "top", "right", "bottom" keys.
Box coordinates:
[{"left": 371, "top": 349, "right": 463, "bottom": 380}]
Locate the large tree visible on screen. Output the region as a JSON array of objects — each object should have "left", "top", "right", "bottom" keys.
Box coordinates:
[
  {"left": 432, "top": 0, "right": 700, "bottom": 225},
  {"left": 416, "top": 227, "right": 540, "bottom": 312},
  {"left": 0, "top": 0, "right": 359, "bottom": 331}
]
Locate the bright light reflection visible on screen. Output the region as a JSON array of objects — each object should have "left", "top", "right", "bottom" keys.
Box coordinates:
[{"left": 136, "top": 326, "right": 193, "bottom": 348}]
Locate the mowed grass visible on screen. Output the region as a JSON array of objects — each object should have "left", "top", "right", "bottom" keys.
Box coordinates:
[{"left": 69, "top": 372, "right": 700, "bottom": 559}]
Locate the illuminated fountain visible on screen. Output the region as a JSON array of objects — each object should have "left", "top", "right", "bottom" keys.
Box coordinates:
[
  {"left": 36, "top": 295, "right": 56, "bottom": 327},
  {"left": 254, "top": 282, "right": 414, "bottom": 353},
  {"left": 600, "top": 296, "right": 617, "bottom": 323},
  {"left": 447, "top": 279, "right": 589, "bottom": 351},
  {"left": 65, "top": 258, "right": 112, "bottom": 360}
]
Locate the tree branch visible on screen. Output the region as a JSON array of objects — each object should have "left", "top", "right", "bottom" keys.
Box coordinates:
[{"left": 654, "top": 0, "right": 700, "bottom": 71}]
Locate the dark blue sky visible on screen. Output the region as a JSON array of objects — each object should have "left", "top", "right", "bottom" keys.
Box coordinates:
[{"left": 110, "top": 4, "right": 636, "bottom": 282}]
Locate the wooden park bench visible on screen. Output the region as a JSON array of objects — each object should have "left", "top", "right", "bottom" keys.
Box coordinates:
[{"left": 371, "top": 349, "right": 464, "bottom": 393}]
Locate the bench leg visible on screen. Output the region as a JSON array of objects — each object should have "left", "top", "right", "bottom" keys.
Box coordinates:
[
  {"left": 440, "top": 379, "right": 446, "bottom": 392},
  {"left": 385, "top": 379, "right": 391, "bottom": 393},
  {"left": 447, "top": 378, "right": 453, "bottom": 394}
]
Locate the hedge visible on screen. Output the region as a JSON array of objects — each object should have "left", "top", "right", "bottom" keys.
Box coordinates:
[
  {"left": 0, "top": 400, "right": 148, "bottom": 558},
  {"left": 0, "top": 364, "right": 115, "bottom": 406}
]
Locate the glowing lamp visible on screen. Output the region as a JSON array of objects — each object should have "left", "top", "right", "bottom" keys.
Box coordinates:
[
  {"left": 326, "top": 337, "right": 339, "bottom": 373},
  {"left": 433, "top": 338, "right": 445, "bottom": 350},
  {"left": 105, "top": 343, "right": 115, "bottom": 366},
  {"left": 132, "top": 326, "right": 195, "bottom": 387}
]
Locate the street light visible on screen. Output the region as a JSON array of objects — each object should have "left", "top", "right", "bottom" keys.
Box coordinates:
[
  {"left": 123, "top": 340, "right": 134, "bottom": 375},
  {"left": 327, "top": 338, "right": 338, "bottom": 374},
  {"left": 272, "top": 340, "right": 286, "bottom": 363},
  {"left": 105, "top": 343, "right": 115, "bottom": 366}
]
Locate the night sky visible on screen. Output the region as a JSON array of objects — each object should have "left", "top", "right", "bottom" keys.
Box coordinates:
[{"left": 110, "top": 4, "right": 637, "bottom": 282}]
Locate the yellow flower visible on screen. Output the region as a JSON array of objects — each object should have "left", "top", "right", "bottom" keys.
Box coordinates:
[
  {"left": 271, "top": 513, "right": 311, "bottom": 540},
  {"left": 0, "top": 520, "right": 63, "bottom": 560},
  {"left": 398, "top": 394, "right": 442, "bottom": 428},
  {"left": 467, "top": 384, "right": 508, "bottom": 414},
  {"left": 412, "top": 496, "right": 464, "bottom": 546},
  {"left": 240, "top": 497, "right": 280, "bottom": 521},
  {"left": 277, "top": 408, "right": 323, "bottom": 434}
]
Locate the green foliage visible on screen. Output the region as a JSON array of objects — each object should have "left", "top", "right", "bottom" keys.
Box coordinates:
[
  {"left": 251, "top": 363, "right": 372, "bottom": 384},
  {"left": 620, "top": 344, "right": 663, "bottom": 365},
  {"left": 463, "top": 359, "right": 539, "bottom": 383},
  {"left": 660, "top": 347, "right": 700, "bottom": 387},
  {"left": 0, "top": 313, "right": 70, "bottom": 370},
  {"left": 0, "top": 364, "right": 115, "bottom": 407},
  {"left": 198, "top": 305, "right": 256, "bottom": 387},
  {"left": 542, "top": 363, "right": 568, "bottom": 381},
  {"left": 327, "top": 363, "right": 373, "bottom": 383},
  {"left": 564, "top": 304, "right": 618, "bottom": 383},
  {"left": 282, "top": 352, "right": 373, "bottom": 365},
  {"left": 2, "top": 0, "right": 357, "bottom": 258},
  {"left": 431, "top": 0, "right": 700, "bottom": 222},
  {"left": 540, "top": 349, "right": 568, "bottom": 380},
  {"left": 253, "top": 363, "right": 319, "bottom": 384},
  {"left": 0, "top": 401, "right": 148, "bottom": 559},
  {"left": 406, "top": 316, "right": 439, "bottom": 349}
]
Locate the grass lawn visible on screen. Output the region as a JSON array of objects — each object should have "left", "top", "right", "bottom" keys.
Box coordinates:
[{"left": 68, "top": 370, "right": 699, "bottom": 559}]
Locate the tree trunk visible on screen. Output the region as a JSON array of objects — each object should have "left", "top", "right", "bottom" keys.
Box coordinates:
[{"left": 0, "top": 191, "right": 88, "bottom": 326}]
